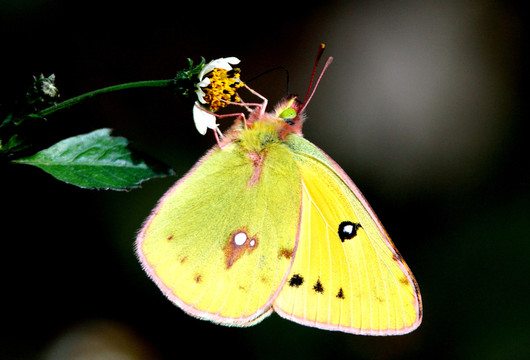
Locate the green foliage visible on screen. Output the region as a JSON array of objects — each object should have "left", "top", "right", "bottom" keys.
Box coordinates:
[
  {"left": 174, "top": 57, "right": 205, "bottom": 99},
  {"left": 27, "top": 74, "right": 60, "bottom": 106},
  {"left": 13, "top": 128, "right": 174, "bottom": 190},
  {"left": 3, "top": 58, "right": 208, "bottom": 189},
  {"left": 0, "top": 74, "right": 60, "bottom": 155},
  {"left": 0, "top": 133, "right": 28, "bottom": 153}
]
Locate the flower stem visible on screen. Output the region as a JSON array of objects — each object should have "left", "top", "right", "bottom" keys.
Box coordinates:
[{"left": 36, "top": 79, "right": 175, "bottom": 118}]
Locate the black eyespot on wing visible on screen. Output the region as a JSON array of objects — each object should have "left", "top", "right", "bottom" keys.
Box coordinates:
[
  {"left": 313, "top": 279, "right": 324, "bottom": 294},
  {"left": 336, "top": 288, "right": 345, "bottom": 299},
  {"left": 289, "top": 274, "right": 304, "bottom": 287},
  {"left": 338, "top": 221, "right": 362, "bottom": 242}
]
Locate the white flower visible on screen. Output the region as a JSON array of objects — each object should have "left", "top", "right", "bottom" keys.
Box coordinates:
[
  {"left": 193, "top": 101, "right": 218, "bottom": 135},
  {"left": 192, "top": 57, "right": 241, "bottom": 136},
  {"left": 38, "top": 73, "right": 59, "bottom": 98},
  {"left": 195, "top": 57, "right": 240, "bottom": 105}
]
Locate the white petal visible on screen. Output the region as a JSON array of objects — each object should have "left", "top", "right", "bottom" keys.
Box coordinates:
[
  {"left": 195, "top": 88, "right": 207, "bottom": 104},
  {"left": 198, "top": 62, "right": 216, "bottom": 80},
  {"left": 195, "top": 77, "right": 210, "bottom": 103},
  {"left": 197, "top": 77, "right": 210, "bottom": 88},
  {"left": 204, "top": 114, "right": 219, "bottom": 130},
  {"left": 224, "top": 57, "right": 240, "bottom": 65},
  {"left": 198, "top": 57, "right": 241, "bottom": 80},
  {"left": 212, "top": 57, "right": 239, "bottom": 71},
  {"left": 193, "top": 103, "right": 217, "bottom": 135}
]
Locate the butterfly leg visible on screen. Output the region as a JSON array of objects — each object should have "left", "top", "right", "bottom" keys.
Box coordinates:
[
  {"left": 210, "top": 111, "right": 248, "bottom": 149},
  {"left": 213, "top": 126, "right": 224, "bottom": 149},
  {"left": 215, "top": 111, "right": 248, "bottom": 129},
  {"left": 209, "top": 84, "right": 269, "bottom": 131},
  {"left": 194, "top": 84, "right": 269, "bottom": 149},
  {"left": 218, "top": 98, "right": 262, "bottom": 116},
  {"left": 243, "top": 84, "right": 268, "bottom": 118}
]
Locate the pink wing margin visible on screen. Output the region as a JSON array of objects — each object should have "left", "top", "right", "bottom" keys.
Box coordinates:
[
  {"left": 135, "top": 145, "right": 305, "bottom": 326},
  {"left": 135, "top": 147, "right": 217, "bottom": 320},
  {"left": 273, "top": 143, "right": 422, "bottom": 335}
]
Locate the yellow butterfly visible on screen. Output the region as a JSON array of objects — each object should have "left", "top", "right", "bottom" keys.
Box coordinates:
[{"left": 136, "top": 50, "right": 422, "bottom": 335}]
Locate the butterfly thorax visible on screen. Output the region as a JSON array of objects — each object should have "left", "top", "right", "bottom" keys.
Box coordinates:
[
  {"left": 228, "top": 96, "right": 305, "bottom": 188},
  {"left": 237, "top": 120, "right": 282, "bottom": 152}
]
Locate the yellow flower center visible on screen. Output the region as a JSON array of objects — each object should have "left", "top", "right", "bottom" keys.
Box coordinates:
[{"left": 203, "top": 68, "right": 244, "bottom": 112}]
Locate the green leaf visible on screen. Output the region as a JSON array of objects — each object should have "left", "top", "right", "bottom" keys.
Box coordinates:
[
  {"left": 1, "top": 112, "right": 14, "bottom": 129},
  {"left": 13, "top": 128, "right": 174, "bottom": 190},
  {"left": 1, "top": 134, "right": 28, "bottom": 153}
]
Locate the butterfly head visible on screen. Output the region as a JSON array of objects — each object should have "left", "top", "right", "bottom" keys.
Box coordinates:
[
  {"left": 234, "top": 96, "right": 304, "bottom": 151},
  {"left": 273, "top": 95, "right": 305, "bottom": 136},
  {"left": 202, "top": 46, "right": 333, "bottom": 147},
  {"left": 270, "top": 44, "right": 333, "bottom": 138}
]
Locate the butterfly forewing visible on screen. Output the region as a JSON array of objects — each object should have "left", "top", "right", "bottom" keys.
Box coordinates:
[
  {"left": 274, "top": 135, "right": 421, "bottom": 334},
  {"left": 137, "top": 142, "right": 301, "bottom": 325}
]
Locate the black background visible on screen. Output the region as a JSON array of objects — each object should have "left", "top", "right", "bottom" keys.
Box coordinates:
[{"left": 2, "top": 1, "right": 528, "bottom": 359}]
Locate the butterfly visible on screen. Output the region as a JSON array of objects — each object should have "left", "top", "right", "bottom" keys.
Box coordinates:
[{"left": 136, "top": 48, "right": 422, "bottom": 335}]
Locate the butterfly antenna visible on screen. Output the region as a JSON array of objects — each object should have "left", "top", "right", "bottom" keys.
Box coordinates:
[
  {"left": 246, "top": 66, "right": 290, "bottom": 96},
  {"left": 300, "top": 44, "right": 333, "bottom": 113}
]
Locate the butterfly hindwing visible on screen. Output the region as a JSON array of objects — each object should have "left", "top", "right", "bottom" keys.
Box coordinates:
[
  {"left": 137, "top": 142, "right": 301, "bottom": 325},
  {"left": 273, "top": 135, "right": 422, "bottom": 334}
]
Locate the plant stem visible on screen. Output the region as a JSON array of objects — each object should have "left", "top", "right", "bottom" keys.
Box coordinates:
[{"left": 36, "top": 79, "right": 175, "bottom": 118}]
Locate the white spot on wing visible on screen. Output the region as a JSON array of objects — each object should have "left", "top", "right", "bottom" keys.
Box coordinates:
[{"left": 234, "top": 232, "right": 247, "bottom": 246}]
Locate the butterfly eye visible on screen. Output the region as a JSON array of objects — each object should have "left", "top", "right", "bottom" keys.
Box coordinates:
[
  {"left": 278, "top": 108, "right": 297, "bottom": 125},
  {"left": 338, "top": 221, "right": 362, "bottom": 242}
]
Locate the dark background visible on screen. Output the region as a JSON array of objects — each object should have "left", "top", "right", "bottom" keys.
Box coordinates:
[{"left": 1, "top": 1, "right": 528, "bottom": 359}]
